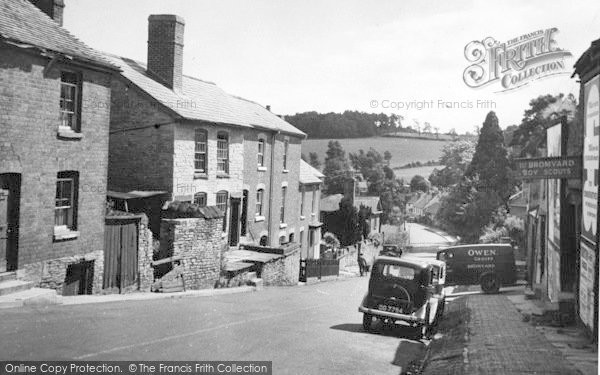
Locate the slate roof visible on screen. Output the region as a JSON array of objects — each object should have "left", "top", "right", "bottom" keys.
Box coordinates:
[
  {"left": 414, "top": 194, "right": 433, "bottom": 210},
  {"left": 105, "top": 54, "right": 306, "bottom": 137},
  {"left": 354, "top": 196, "right": 382, "bottom": 213},
  {"left": 320, "top": 194, "right": 344, "bottom": 212},
  {"left": 423, "top": 195, "right": 441, "bottom": 215},
  {"left": 0, "top": 0, "right": 117, "bottom": 70},
  {"left": 299, "top": 160, "right": 324, "bottom": 184}
]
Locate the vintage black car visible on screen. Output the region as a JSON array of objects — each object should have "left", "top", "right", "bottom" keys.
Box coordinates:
[
  {"left": 358, "top": 256, "right": 441, "bottom": 339},
  {"left": 437, "top": 243, "right": 517, "bottom": 293}
]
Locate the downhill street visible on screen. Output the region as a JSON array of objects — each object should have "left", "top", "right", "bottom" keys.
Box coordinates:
[{"left": 0, "top": 277, "right": 429, "bottom": 374}]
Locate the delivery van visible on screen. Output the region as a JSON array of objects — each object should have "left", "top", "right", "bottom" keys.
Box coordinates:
[{"left": 436, "top": 244, "right": 516, "bottom": 293}]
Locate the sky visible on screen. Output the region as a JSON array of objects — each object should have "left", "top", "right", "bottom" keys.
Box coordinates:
[{"left": 64, "top": 0, "right": 600, "bottom": 134}]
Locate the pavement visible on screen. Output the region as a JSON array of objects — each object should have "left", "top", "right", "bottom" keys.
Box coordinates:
[{"left": 424, "top": 285, "right": 598, "bottom": 375}]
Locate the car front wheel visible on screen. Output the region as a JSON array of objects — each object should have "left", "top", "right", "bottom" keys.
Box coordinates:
[
  {"left": 363, "top": 313, "right": 374, "bottom": 331},
  {"left": 481, "top": 273, "right": 500, "bottom": 293}
]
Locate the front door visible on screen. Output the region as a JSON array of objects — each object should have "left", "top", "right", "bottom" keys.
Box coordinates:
[
  {"left": 229, "top": 198, "right": 241, "bottom": 246},
  {"left": 0, "top": 173, "right": 20, "bottom": 273}
]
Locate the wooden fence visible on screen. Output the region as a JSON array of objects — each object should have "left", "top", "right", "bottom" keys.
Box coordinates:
[{"left": 299, "top": 258, "right": 339, "bottom": 282}]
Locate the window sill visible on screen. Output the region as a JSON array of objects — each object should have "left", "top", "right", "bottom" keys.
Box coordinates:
[
  {"left": 57, "top": 128, "right": 83, "bottom": 140},
  {"left": 283, "top": 169, "right": 289, "bottom": 173},
  {"left": 216, "top": 173, "right": 230, "bottom": 179},
  {"left": 53, "top": 228, "right": 80, "bottom": 241},
  {"left": 300, "top": 216, "right": 306, "bottom": 220},
  {"left": 279, "top": 223, "right": 288, "bottom": 229},
  {"left": 193, "top": 172, "right": 208, "bottom": 180},
  {"left": 257, "top": 166, "right": 267, "bottom": 172},
  {"left": 255, "top": 216, "right": 265, "bottom": 222}
]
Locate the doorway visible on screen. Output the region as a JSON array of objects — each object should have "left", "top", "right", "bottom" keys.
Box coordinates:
[
  {"left": 0, "top": 173, "right": 20, "bottom": 273},
  {"left": 229, "top": 197, "right": 241, "bottom": 246}
]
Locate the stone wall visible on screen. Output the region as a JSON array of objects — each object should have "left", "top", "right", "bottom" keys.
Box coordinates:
[
  {"left": 138, "top": 216, "right": 156, "bottom": 291},
  {"left": 261, "top": 244, "right": 301, "bottom": 286},
  {"left": 17, "top": 250, "right": 104, "bottom": 295},
  {"left": 159, "top": 216, "right": 226, "bottom": 290}
]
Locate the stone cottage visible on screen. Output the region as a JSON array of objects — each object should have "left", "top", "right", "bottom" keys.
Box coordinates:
[
  {"left": 0, "top": 0, "right": 119, "bottom": 293},
  {"left": 106, "top": 14, "right": 306, "bottom": 249}
]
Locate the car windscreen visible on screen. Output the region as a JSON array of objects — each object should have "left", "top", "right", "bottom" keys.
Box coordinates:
[{"left": 375, "top": 263, "right": 416, "bottom": 280}]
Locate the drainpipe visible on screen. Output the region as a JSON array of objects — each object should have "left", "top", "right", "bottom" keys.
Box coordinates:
[{"left": 267, "top": 130, "right": 280, "bottom": 246}]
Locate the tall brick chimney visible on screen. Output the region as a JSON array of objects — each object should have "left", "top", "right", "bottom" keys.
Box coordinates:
[
  {"left": 29, "top": 0, "right": 65, "bottom": 26},
  {"left": 147, "top": 15, "right": 185, "bottom": 92}
]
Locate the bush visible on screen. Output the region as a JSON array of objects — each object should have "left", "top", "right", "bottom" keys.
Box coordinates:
[{"left": 323, "top": 232, "right": 340, "bottom": 249}]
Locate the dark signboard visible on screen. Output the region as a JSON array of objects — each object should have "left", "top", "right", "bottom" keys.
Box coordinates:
[{"left": 514, "top": 156, "right": 582, "bottom": 180}]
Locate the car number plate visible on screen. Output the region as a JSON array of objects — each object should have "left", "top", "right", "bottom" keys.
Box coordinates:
[{"left": 378, "top": 304, "right": 403, "bottom": 314}]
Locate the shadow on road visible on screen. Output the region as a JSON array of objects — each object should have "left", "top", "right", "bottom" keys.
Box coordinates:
[
  {"left": 330, "top": 322, "right": 428, "bottom": 374},
  {"left": 331, "top": 321, "right": 420, "bottom": 339}
]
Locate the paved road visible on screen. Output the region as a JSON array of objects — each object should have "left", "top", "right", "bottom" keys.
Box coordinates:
[
  {"left": 405, "top": 223, "right": 456, "bottom": 247},
  {"left": 0, "top": 277, "right": 428, "bottom": 374}
]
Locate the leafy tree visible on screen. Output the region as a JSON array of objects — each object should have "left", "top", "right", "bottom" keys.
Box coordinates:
[
  {"left": 435, "top": 178, "right": 502, "bottom": 242},
  {"left": 349, "top": 148, "right": 386, "bottom": 194},
  {"left": 429, "top": 140, "right": 475, "bottom": 187},
  {"left": 383, "top": 165, "right": 395, "bottom": 180},
  {"left": 509, "top": 93, "right": 577, "bottom": 156},
  {"left": 423, "top": 122, "right": 432, "bottom": 134},
  {"left": 379, "top": 178, "right": 407, "bottom": 224},
  {"left": 308, "top": 152, "right": 321, "bottom": 169},
  {"left": 410, "top": 175, "right": 430, "bottom": 192},
  {"left": 323, "top": 141, "right": 352, "bottom": 194},
  {"left": 384, "top": 150, "right": 392, "bottom": 164},
  {"left": 336, "top": 197, "right": 361, "bottom": 246},
  {"left": 465, "top": 111, "right": 513, "bottom": 203}
]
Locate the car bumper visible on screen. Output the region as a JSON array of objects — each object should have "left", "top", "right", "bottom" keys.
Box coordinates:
[{"left": 358, "top": 306, "right": 424, "bottom": 324}]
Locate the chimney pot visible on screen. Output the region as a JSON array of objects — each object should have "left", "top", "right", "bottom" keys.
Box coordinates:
[
  {"left": 147, "top": 14, "right": 185, "bottom": 92},
  {"left": 266, "top": 105, "right": 271, "bottom": 112}
]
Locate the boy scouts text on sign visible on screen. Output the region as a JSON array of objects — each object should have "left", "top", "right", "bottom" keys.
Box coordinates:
[{"left": 515, "top": 156, "right": 582, "bottom": 179}]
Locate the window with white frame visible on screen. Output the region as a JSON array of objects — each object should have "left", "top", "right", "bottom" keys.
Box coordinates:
[
  {"left": 193, "top": 192, "right": 207, "bottom": 207},
  {"left": 257, "top": 138, "right": 265, "bottom": 167},
  {"left": 55, "top": 171, "right": 78, "bottom": 230},
  {"left": 283, "top": 139, "right": 289, "bottom": 170},
  {"left": 280, "top": 186, "right": 287, "bottom": 223},
  {"left": 194, "top": 128, "right": 207, "bottom": 173},
  {"left": 217, "top": 132, "right": 229, "bottom": 174},
  {"left": 300, "top": 189, "right": 305, "bottom": 217},
  {"left": 59, "top": 71, "right": 82, "bottom": 132},
  {"left": 256, "top": 189, "right": 264, "bottom": 216}
]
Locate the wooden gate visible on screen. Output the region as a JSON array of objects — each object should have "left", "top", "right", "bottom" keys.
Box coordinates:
[
  {"left": 104, "top": 217, "right": 139, "bottom": 292},
  {"left": 299, "top": 258, "right": 339, "bottom": 282}
]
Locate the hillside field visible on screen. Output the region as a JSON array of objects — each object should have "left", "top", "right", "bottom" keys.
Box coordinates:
[{"left": 302, "top": 137, "right": 450, "bottom": 172}]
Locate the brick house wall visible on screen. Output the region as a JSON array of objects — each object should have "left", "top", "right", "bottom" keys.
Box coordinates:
[
  {"left": 0, "top": 45, "right": 112, "bottom": 288},
  {"left": 108, "top": 78, "right": 175, "bottom": 193},
  {"left": 242, "top": 131, "right": 303, "bottom": 248}
]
